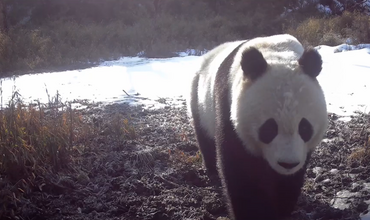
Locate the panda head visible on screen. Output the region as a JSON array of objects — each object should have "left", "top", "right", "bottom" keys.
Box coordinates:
[{"left": 231, "top": 45, "right": 328, "bottom": 176}]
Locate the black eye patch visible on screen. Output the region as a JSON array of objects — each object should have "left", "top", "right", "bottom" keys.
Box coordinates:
[
  {"left": 259, "top": 118, "right": 278, "bottom": 144},
  {"left": 299, "top": 118, "right": 313, "bottom": 142}
]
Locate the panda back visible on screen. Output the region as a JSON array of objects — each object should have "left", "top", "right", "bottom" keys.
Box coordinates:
[{"left": 196, "top": 40, "right": 247, "bottom": 139}]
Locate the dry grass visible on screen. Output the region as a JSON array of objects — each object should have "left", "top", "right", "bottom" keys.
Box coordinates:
[
  {"left": 0, "top": 93, "right": 82, "bottom": 178},
  {"left": 346, "top": 114, "right": 370, "bottom": 165},
  {"left": 0, "top": 0, "right": 306, "bottom": 76},
  {"left": 1, "top": 1, "right": 369, "bottom": 77},
  {"left": 0, "top": 91, "right": 87, "bottom": 217},
  {"left": 347, "top": 136, "right": 370, "bottom": 165},
  {"left": 287, "top": 11, "right": 370, "bottom": 46},
  {"left": 106, "top": 113, "right": 137, "bottom": 140},
  {"left": 0, "top": 16, "right": 239, "bottom": 77},
  {"left": 169, "top": 148, "right": 202, "bottom": 167},
  {"left": 0, "top": 88, "right": 137, "bottom": 217},
  {"left": 348, "top": 147, "right": 370, "bottom": 164}
]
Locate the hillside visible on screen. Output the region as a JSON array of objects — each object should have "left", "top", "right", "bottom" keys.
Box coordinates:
[{"left": 0, "top": 0, "right": 369, "bottom": 77}]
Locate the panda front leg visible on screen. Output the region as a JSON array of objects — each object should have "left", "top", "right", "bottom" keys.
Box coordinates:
[
  {"left": 275, "top": 170, "right": 306, "bottom": 218},
  {"left": 190, "top": 74, "right": 218, "bottom": 177},
  {"left": 275, "top": 154, "right": 311, "bottom": 218},
  {"left": 192, "top": 124, "right": 218, "bottom": 177},
  {"left": 217, "top": 145, "right": 279, "bottom": 220},
  {"left": 215, "top": 118, "right": 279, "bottom": 220}
]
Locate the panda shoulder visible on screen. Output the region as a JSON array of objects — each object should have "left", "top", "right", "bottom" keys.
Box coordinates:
[
  {"left": 247, "top": 34, "right": 304, "bottom": 55},
  {"left": 199, "top": 40, "right": 248, "bottom": 75}
]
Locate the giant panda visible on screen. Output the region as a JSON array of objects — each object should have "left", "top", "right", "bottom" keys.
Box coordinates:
[{"left": 188, "top": 34, "right": 328, "bottom": 220}]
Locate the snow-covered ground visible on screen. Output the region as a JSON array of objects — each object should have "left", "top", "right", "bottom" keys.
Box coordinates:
[
  {"left": 316, "top": 44, "right": 370, "bottom": 119},
  {"left": 0, "top": 43, "right": 369, "bottom": 120},
  {"left": 0, "top": 56, "right": 202, "bottom": 109}
]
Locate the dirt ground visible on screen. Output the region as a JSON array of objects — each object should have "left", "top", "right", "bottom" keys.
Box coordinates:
[{"left": 2, "top": 97, "right": 370, "bottom": 220}]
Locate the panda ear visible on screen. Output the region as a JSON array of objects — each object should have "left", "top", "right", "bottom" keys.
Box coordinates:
[
  {"left": 298, "top": 47, "right": 322, "bottom": 78},
  {"left": 241, "top": 47, "right": 268, "bottom": 80}
]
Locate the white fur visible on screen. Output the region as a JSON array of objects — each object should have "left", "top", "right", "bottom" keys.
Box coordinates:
[
  {"left": 195, "top": 40, "right": 247, "bottom": 139},
  {"left": 190, "top": 34, "right": 328, "bottom": 176}
]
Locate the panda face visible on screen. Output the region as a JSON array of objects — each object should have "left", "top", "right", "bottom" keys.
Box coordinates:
[
  {"left": 231, "top": 64, "right": 328, "bottom": 176},
  {"left": 257, "top": 116, "right": 315, "bottom": 175},
  {"left": 259, "top": 117, "right": 313, "bottom": 145}
]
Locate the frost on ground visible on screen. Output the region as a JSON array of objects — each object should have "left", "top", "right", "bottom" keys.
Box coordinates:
[
  {"left": 1, "top": 98, "right": 369, "bottom": 220},
  {"left": 0, "top": 43, "right": 370, "bottom": 219}
]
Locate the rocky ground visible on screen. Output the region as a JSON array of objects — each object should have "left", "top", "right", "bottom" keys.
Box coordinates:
[{"left": 2, "top": 97, "right": 370, "bottom": 220}]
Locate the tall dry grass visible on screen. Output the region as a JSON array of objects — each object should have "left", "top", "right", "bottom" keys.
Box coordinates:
[
  {"left": 0, "top": 85, "right": 136, "bottom": 217},
  {"left": 286, "top": 11, "right": 370, "bottom": 46},
  {"left": 0, "top": 88, "right": 90, "bottom": 178}
]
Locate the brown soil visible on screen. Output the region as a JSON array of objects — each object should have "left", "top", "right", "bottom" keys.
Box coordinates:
[{"left": 1, "top": 97, "right": 370, "bottom": 220}]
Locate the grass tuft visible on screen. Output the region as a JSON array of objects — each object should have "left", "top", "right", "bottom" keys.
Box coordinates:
[
  {"left": 287, "top": 11, "right": 370, "bottom": 47},
  {"left": 347, "top": 136, "right": 370, "bottom": 165},
  {"left": 0, "top": 89, "right": 93, "bottom": 178},
  {"left": 0, "top": 88, "right": 136, "bottom": 217},
  {"left": 104, "top": 113, "right": 137, "bottom": 140},
  {"left": 168, "top": 149, "right": 202, "bottom": 167}
]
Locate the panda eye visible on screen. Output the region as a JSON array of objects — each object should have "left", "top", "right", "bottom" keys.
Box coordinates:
[
  {"left": 299, "top": 118, "right": 313, "bottom": 142},
  {"left": 259, "top": 118, "right": 278, "bottom": 144}
]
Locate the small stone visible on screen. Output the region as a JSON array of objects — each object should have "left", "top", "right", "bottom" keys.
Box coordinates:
[
  {"left": 313, "top": 167, "right": 323, "bottom": 175},
  {"left": 350, "top": 167, "right": 365, "bottom": 174},
  {"left": 331, "top": 190, "right": 360, "bottom": 210}
]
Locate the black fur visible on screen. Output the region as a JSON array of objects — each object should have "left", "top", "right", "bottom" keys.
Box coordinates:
[
  {"left": 298, "top": 47, "right": 323, "bottom": 78},
  {"left": 259, "top": 118, "right": 278, "bottom": 144},
  {"left": 190, "top": 73, "right": 218, "bottom": 177},
  {"left": 241, "top": 47, "right": 268, "bottom": 80},
  {"left": 211, "top": 42, "right": 310, "bottom": 220},
  {"left": 278, "top": 161, "right": 300, "bottom": 170},
  {"left": 299, "top": 118, "right": 313, "bottom": 143}
]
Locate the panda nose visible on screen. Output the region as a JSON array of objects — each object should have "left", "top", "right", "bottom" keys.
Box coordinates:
[{"left": 278, "top": 161, "right": 300, "bottom": 169}]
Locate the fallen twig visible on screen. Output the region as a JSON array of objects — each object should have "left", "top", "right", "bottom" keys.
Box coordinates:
[{"left": 122, "top": 89, "right": 131, "bottom": 97}]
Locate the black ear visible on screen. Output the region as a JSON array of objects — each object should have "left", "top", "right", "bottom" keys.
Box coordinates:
[
  {"left": 298, "top": 47, "right": 322, "bottom": 78},
  {"left": 241, "top": 47, "right": 268, "bottom": 80}
]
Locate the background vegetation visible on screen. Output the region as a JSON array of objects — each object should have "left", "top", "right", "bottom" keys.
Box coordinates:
[{"left": 0, "top": 0, "right": 369, "bottom": 77}]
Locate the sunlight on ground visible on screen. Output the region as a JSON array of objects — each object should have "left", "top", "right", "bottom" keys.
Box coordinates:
[
  {"left": 316, "top": 45, "right": 370, "bottom": 120},
  {"left": 0, "top": 44, "right": 369, "bottom": 118},
  {"left": 0, "top": 56, "right": 201, "bottom": 108}
]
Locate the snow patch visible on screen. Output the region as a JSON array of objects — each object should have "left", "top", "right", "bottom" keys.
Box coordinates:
[
  {"left": 0, "top": 42, "right": 369, "bottom": 117},
  {"left": 331, "top": 190, "right": 360, "bottom": 210}
]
